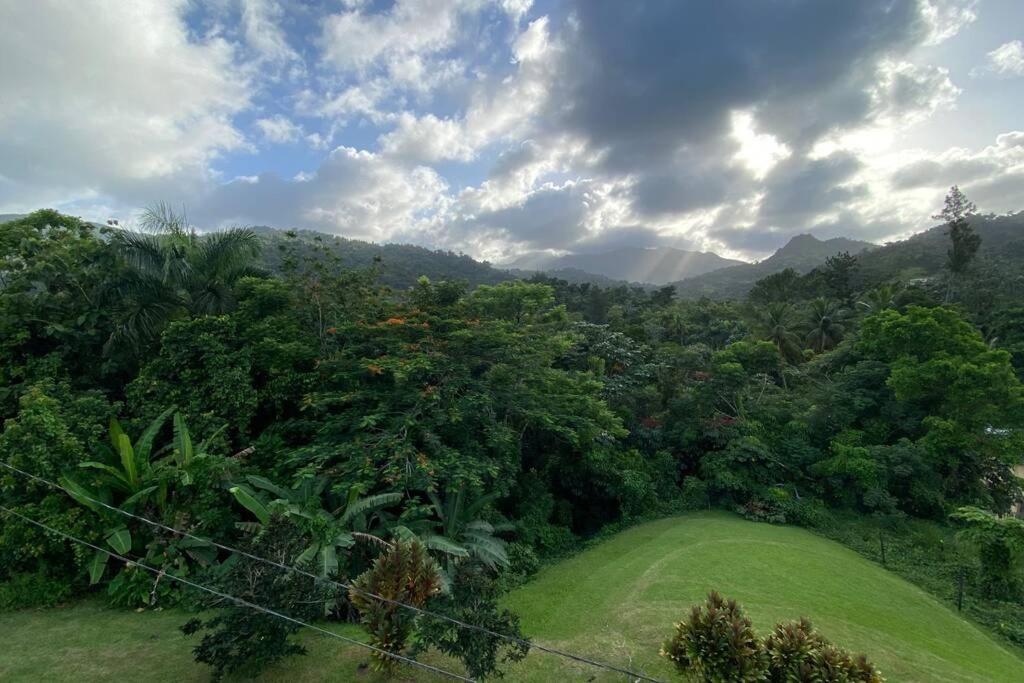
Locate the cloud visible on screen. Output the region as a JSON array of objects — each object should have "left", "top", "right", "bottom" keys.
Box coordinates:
[
  {"left": 379, "top": 113, "right": 477, "bottom": 162},
  {"left": 241, "top": 0, "right": 300, "bottom": 66},
  {"left": 0, "top": 0, "right": 250, "bottom": 209},
  {"left": 191, "top": 146, "right": 449, "bottom": 241},
  {"left": 971, "top": 40, "right": 1024, "bottom": 78},
  {"left": 255, "top": 115, "right": 302, "bottom": 143}
]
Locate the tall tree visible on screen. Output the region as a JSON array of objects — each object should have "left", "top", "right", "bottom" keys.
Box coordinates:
[
  {"left": 108, "top": 203, "right": 263, "bottom": 352},
  {"left": 804, "top": 298, "right": 848, "bottom": 353},
  {"left": 933, "top": 186, "right": 980, "bottom": 303}
]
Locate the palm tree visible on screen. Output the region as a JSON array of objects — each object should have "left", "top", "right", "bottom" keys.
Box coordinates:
[
  {"left": 803, "top": 298, "right": 848, "bottom": 353},
  {"left": 107, "top": 203, "right": 263, "bottom": 351},
  {"left": 856, "top": 282, "right": 901, "bottom": 314},
  {"left": 751, "top": 302, "right": 804, "bottom": 364}
]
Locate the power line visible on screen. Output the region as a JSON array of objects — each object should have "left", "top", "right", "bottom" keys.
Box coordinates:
[
  {"left": 0, "top": 503, "right": 473, "bottom": 683},
  {"left": 1, "top": 460, "right": 664, "bottom": 683}
]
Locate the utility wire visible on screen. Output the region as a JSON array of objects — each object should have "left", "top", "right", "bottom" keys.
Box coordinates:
[
  {"left": 0, "top": 460, "right": 664, "bottom": 683},
  {"left": 0, "top": 503, "right": 473, "bottom": 683}
]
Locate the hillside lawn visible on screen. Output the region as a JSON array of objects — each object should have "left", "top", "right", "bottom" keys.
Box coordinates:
[{"left": 1, "top": 512, "right": 1020, "bottom": 682}]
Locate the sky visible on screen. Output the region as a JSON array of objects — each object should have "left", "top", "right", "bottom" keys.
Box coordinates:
[{"left": 1, "top": 0, "right": 1022, "bottom": 264}]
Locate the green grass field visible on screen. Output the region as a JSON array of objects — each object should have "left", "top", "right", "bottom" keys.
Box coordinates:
[{"left": 1, "top": 512, "right": 1020, "bottom": 682}]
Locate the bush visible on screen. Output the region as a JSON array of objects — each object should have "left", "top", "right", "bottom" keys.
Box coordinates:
[
  {"left": 0, "top": 572, "right": 74, "bottom": 611},
  {"left": 679, "top": 477, "right": 709, "bottom": 511},
  {"left": 411, "top": 563, "right": 530, "bottom": 679},
  {"left": 182, "top": 521, "right": 335, "bottom": 681},
  {"left": 662, "top": 593, "right": 883, "bottom": 682},
  {"left": 661, "top": 591, "right": 766, "bottom": 682}
]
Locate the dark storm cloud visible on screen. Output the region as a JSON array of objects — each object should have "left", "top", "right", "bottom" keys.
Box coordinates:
[
  {"left": 554, "top": 0, "right": 928, "bottom": 162},
  {"left": 472, "top": 183, "right": 589, "bottom": 248},
  {"left": 891, "top": 157, "right": 1001, "bottom": 189},
  {"left": 758, "top": 152, "right": 867, "bottom": 225}
]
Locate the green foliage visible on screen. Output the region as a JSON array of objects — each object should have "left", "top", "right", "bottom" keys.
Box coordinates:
[
  {"left": 661, "top": 591, "right": 766, "bottom": 682},
  {"left": 951, "top": 507, "right": 1024, "bottom": 599},
  {"left": 182, "top": 520, "right": 335, "bottom": 681},
  {"left": 662, "top": 592, "right": 883, "bottom": 682},
  {"left": 411, "top": 563, "right": 530, "bottom": 679},
  {"left": 0, "top": 572, "right": 74, "bottom": 611},
  {"left": 348, "top": 539, "right": 441, "bottom": 671}
]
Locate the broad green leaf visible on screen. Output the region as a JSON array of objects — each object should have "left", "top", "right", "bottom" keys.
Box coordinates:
[
  {"left": 88, "top": 549, "right": 109, "bottom": 584},
  {"left": 106, "top": 526, "right": 132, "bottom": 554},
  {"left": 296, "top": 544, "right": 319, "bottom": 566},
  {"left": 229, "top": 486, "right": 270, "bottom": 525},
  {"left": 333, "top": 531, "right": 356, "bottom": 548},
  {"left": 421, "top": 534, "right": 469, "bottom": 558},
  {"left": 173, "top": 412, "right": 193, "bottom": 467},
  {"left": 319, "top": 545, "right": 338, "bottom": 578},
  {"left": 339, "top": 491, "right": 402, "bottom": 525},
  {"left": 60, "top": 475, "right": 103, "bottom": 513},
  {"left": 120, "top": 485, "right": 158, "bottom": 509},
  {"left": 116, "top": 433, "right": 138, "bottom": 489},
  {"left": 136, "top": 407, "right": 175, "bottom": 463},
  {"left": 108, "top": 416, "right": 127, "bottom": 453},
  {"left": 77, "top": 462, "right": 131, "bottom": 490},
  {"left": 245, "top": 475, "right": 291, "bottom": 501}
]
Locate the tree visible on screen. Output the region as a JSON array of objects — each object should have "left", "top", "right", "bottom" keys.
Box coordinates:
[
  {"left": 750, "top": 302, "right": 804, "bottom": 364},
  {"left": 933, "top": 186, "right": 980, "bottom": 303},
  {"left": 951, "top": 507, "right": 1024, "bottom": 599},
  {"left": 856, "top": 283, "right": 901, "bottom": 314},
  {"left": 107, "top": 203, "right": 263, "bottom": 351},
  {"left": 349, "top": 539, "right": 442, "bottom": 672},
  {"left": 804, "top": 298, "right": 848, "bottom": 353},
  {"left": 823, "top": 251, "right": 859, "bottom": 305},
  {"left": 182, "top": 520, "right": 335, "bottom": 681}
]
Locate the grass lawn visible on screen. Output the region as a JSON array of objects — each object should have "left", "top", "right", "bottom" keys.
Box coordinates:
[{"left": 1, "top": 512, "right": 1020, "bottom": 682}]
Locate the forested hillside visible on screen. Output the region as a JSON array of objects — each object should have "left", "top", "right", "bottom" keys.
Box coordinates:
[{"left": 1, "top": 196, "right": 1022, "bottom": 679}]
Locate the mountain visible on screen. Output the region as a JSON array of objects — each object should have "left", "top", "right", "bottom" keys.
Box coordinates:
[
  {"left": 253, "top": 226, "right": 513, "bottom": 289},
  {"left": 673, "top": 234, "right": 875, "bottom": 299},
  {"left": 510, "top": 246, "right": 744, "bottom": 285}
]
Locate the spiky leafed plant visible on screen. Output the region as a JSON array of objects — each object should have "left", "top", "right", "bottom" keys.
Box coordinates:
[
  {"left": 107, "top": 202, "right": 263, "bottom": 351},
  {"left": 857, "top": 283, "right": 901, "bottom": 314},
  {"left": 349, "top": 539, "right": 441, "bottom": 672},
  {"left": 661, "top": 591, "right": 766, "bottom": 681},
  {"left": 751, "top": 302, "right": 804, "bottom": 364},
  {"left": 804, "top": 297, "right": 849, "bottom": 353}
]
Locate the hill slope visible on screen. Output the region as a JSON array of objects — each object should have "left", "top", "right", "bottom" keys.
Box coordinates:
[
  {"left": 504, "top": 513, "right": 1023, "bottom": 682},
  {"left": 1, "top": 513, "right": 1019, "bottom": 681},
  {"left": 674, "top": 234, "right": 875, "bottom": 299},
  {"left": 512, "top": 246, "right": 744, "bottom": 285}
]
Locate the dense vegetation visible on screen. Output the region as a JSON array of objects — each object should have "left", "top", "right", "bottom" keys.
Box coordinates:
[{"left": 1, "top": 188, "right": 1022, "bottom": 678}]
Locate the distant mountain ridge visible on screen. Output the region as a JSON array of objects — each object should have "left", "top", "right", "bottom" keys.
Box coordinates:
[
  {"left": 673, "top": 234, "right": 876, "bottom": 299},
  {"left": 510, "top": 246, "right": 745, "bottom": 285}
]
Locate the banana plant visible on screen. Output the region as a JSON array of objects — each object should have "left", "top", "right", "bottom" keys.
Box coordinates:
[
  {"left": 229, "top": 474, "right": 402, "bottom": 580},
  {"left": 396, "top": 486, "right": 512, "bottom": 573},
  {"left": 61, "top": 408, "right": 212, "bottom": 583}
]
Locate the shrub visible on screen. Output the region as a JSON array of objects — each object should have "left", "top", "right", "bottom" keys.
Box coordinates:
[
  {"left": 0, "top": 572, "right": 74, "bottom": 611},
  {"left": 348, "top": 539, "right": 441, "bottom": 672},
  {"left": 661, "top": 591, "right": 766, "bottom": 682},
  {"left": 662, "top": 593, "right": 884, "bottom": 682},
  {"left": 411, "top": 562, "right": 530, "bottom": 679},
  {"left": 182, "top": 521, "right": 334, "bottom": 681},
  {"left": 680, "top": 477, "right": 710, "bottom": 511}
]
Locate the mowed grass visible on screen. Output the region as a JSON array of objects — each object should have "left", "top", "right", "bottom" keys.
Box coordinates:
[
  {"left": 502, "top": 512, "right": 1024, "bottom": 682},
  {"left": 1, "top": 512, "right": 1020, "bottom": 682}
]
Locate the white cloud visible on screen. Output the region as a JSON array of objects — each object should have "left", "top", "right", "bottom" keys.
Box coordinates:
[
  {"left": 869, "top": 60, "right": 959, "bottom": 126},
  {"left": 241, "top": 0, "right": 299, "bottom": 65},
  {"left": 379, "top": 113, "right": 477, "bottom": 162},
  {"left": 0, "top": 0, "right": 250, "bottom": 208},
  {"left": 193, "top": 146, "right": 451, "bottom": 242},
  {"left": 920, "top": 0, "right": 978, "bottom": 45},
  {"left": 319, "top": 0, "right": 477, "bottom": 79},
  {"left": 730, "top": 111, "right": 792, "bottom": 180},
  {"left": 972, "top": 40, "right": 1024, "bottom": 78},
  {"left": 255, "top": 115, "right": 302, "bottom": 143}
]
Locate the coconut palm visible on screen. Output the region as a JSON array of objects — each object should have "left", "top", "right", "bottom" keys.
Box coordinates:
[
  {"left": 856, "top": 282, "right": 901, "bottom": 314},
  {"left": 107, "top": 203, "right": 263, "bottom": 351},
  {"left": 751, "top": 302, "right": 804, "bottom": 364},
  {"left": 804, "top": 298, "right": 849, "bottom": 353}
]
